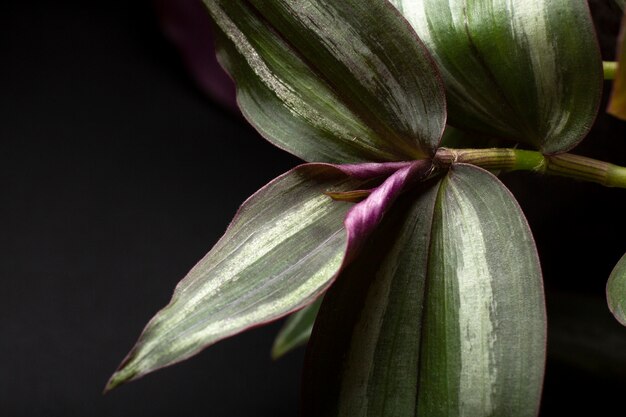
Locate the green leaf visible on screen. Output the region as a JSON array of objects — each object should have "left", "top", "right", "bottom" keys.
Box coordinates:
[
  {"left": 418, "top": 164, "right": 546, "bottom": 416},
  {"left": 303, "top": 164, "right": 546, "bottom": 417},
  {"left": 205, "top": 0, "right": 446, "bottom": 163},
  {"left": 106, "top": 165, "right": 364, "bottom": 391},
  {"left": 302, "top": 183, "right": 440, "bottom": 417},
  {"left": 271, "top": 297, "right": 322, "bottom": 359},
  {"left": 607, "top": 252, "right": 626, "bottom": 326},
  {"left": 391, "top": 0, "right": 603, "bottom": 154}
]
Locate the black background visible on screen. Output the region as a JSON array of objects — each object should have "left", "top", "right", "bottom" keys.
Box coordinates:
[{"left": 1, "top": 0, "right": 626, "bottom": 416}]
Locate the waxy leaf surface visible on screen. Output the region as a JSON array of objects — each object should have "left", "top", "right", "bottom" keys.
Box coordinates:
[
  {"left": 205, "top": 0, "right": 446, "bottom": 163},
  {"left": 391, "top": 0, "right": 603, "bottom": 154},
  {"left": 107, "top": 161, "right": 430, "bottom": 390},
  {"left": 303, "top": 164, "right": 546, "bottom": 417},
  {"left": 607, "top": 252, "right": 626, "bottom": 326}
]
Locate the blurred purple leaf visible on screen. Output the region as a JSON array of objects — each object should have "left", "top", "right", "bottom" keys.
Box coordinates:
[{"left": 155, "top": 0, "right": 237, "bottom": 111}]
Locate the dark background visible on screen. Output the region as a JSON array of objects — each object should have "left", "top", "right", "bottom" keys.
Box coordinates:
[{"left": 1, "top": 0, "right": 626, "bottom": 416}]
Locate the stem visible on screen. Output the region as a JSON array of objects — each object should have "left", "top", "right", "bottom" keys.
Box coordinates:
[
  {"left": 434, "top": 148, "right": 626, "bottom": 188},
  {"left": 604, "top": 61, "right": 618, "bottom": 80}
]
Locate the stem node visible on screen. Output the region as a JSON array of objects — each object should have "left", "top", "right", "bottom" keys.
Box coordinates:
[{"left": 433, "top": 147, "right": 626, "bottom": 188}]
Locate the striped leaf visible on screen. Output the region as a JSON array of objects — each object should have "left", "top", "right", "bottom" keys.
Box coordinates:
[
  {"left": 607, "top": 252, "right": 626, "bottom": 326},
  {"left": 106, "top": 165, "right": 363, "bottom": 391},
  {"left": 106, "top": 160, "right": 431, "bottom": 391},
  {"left": 205, "top": 0, "right": 446, "bottom": 163},
  {"left": 302, "top": 183, "right": 439, "bottom": 417},
  {"left": 417, "top": 164, "right": 545, "bottom": 416},
  {"left": 303, "top": 164, "right": 546, "bottom": 417},
  {"left": 391, "top": 0, "right": 603, "bottom": 154},
  {"left": 271, "top": 297, "right": 322, "bottom": 359}
]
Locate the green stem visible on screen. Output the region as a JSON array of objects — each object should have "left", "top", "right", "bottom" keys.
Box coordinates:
[
  {"left": 604, "top": 61, "right": 618, "bottom": 80},
  {"left": 434, "top": 148, "right": 626, "bottom": 188}
]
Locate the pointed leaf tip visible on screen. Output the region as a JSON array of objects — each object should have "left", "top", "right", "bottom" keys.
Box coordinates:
[
  {"left": 271, "top": 297, "right": 322, "bottom": 360},
  {"left": 104, "top": 353, "right": 140, "bottom": 393},
  {"left": 108, "top": 164, "right": 363, "bottom": 386},
  {"left": 103, "top": 375, "right": 122, "bottom": 394}
]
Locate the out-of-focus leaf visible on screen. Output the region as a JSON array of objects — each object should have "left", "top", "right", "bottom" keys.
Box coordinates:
[
  {"left": 155, "top": 0, "right": 237, "bottom": 111},
  {"left": 615, "top": 0, "right": 625, "bottom": 11},
  {"left": 303, "top": 164, "right": 546, "bottom": 417},
  {"left": 608, "top": 13, "right": 626, "bottom": 121},
  {"left": 106, "top": 161, "right": 430, "bottom": 391},
  {"left": 272, "top": 297, "right": 322, "bottom": 359},
  {"left": 607, "top": 252, "right": 626, "bottom": 326},
  {"left": 205, "top": 0, "right": 446, "bottom": 163},
  {"left": 391, "top": 0, "right": 603, "bottom": 154}
]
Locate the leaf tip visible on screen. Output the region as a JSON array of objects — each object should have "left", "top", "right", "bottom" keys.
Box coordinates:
[
  {"left": 103, "top": 350, "right": 142, "bottom": 394},
  {"left": 270, "top": 343, "right": 286, "bottom": 361},
  {"left": 103, "top": 367, "right": 137, "bottom": 394}
]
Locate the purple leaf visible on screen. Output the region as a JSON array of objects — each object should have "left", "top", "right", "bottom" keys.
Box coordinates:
[{"left": 155, "top": 0, "right": 237, "bottom": 111}]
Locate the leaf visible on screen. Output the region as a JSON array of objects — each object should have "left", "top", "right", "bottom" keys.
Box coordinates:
[
  {"left": 105, "top": 164, "right": 360, "bottom": 391},
  {"left": 607, "top": 252, "right": 626, "bottom": 326},
  {"left": 155, "top": 0, "right": 237, "bottom": 111},
  {"left": 608, "top": 13, "right": 626, "bottom": 121},
  {"left": 205, "top": 0, "right": 446, "bottom": 163},
  {"left": 271, "top": 297, "right": 322, "bottom": 359},
  {"left": 106, "top": 161, "right": 430, "bottom": 391},
  {"left": 302, "top": 182, "right": 440, "bottom": 417},
  {"left": 303, "top": 164, "right": 546, "bottom": 417},
  {"left": 417, "top": 164, "right": 546, "bottom": 416},
  {"left": 391, "top": 0, "right": 603, "bottom": 154}
]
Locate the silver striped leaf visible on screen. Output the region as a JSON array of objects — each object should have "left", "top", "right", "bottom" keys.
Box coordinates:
[
  {"left": 106, "top": 165, "right": 365, "bottom": 391},
  {"left": 390, "top": 0, "right": 603, "bottom": 154},
  {"left": 206, "top": 0, "right": 446, "bottom": 163},
  {"left": 303, "top": 164, "right": 546, "bottom": 417}
]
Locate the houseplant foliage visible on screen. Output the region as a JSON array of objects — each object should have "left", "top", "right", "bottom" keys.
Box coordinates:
[{"left": 106, "top": 0, "right": 626, "bottom": 415}]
